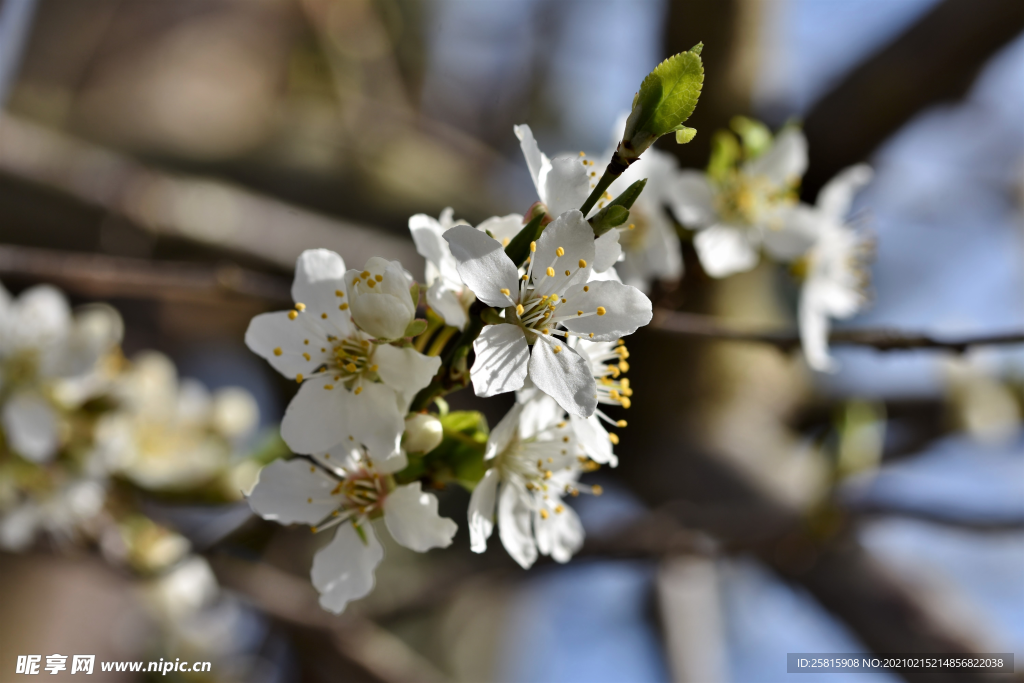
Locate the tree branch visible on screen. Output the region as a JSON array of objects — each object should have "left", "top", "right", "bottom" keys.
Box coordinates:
[{"left": 652, "top": 309, "right": 1024, "bottom": 353}]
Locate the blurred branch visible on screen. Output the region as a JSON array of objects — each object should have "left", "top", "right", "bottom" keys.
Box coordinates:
[
  {"left": 0, "top": 114, "right": 421, "bottom": 273},
  {"left": 652, "top": 309, "right": 1024, "bottom": 353},
  {"left": 849, "top": 501, "right": 1024, "bottom": 533},
  {"left": 211, "top": 555, "right": 451, "bottom": 683},
  {"left": 802, "top": 0, "right": 1024, "bottom": 197},
  {"left": 0, "top": 244, "right": 291, "bottom": 303}
]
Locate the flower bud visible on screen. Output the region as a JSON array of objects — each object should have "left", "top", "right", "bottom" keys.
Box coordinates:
[
  {"left": 347, "top": 257, "right": 417, "bottom": 340},
  {"left": 403, "top": 413, "right": 443, "bottom": 454}
]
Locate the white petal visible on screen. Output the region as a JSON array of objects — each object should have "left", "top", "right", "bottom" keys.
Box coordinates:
[
  {"left": 374, "top": 345, "right": 441, "bottom": 411},
  {"left": 471, "top": 324, "right": 529, "bottom": 397},
  {"left": 560, "top": 280, "right": 653, "bottom": 341},
  {"left": 346, "top": 259, "right": 416, "bottom": 341},
  {"left": 541, "top": 157, "right": 590, "bottom": 217},
  {"left": 485, "top": 403, "right": 523, "bottom": 461},
  {"left": 518, "top": 393, "right": 563, "bottom": 439},
  {"left": 444, "top": 225, "right": 520, "bottom": 308},
  {"left": 497, "top": 481, "right": 537, "bottom": 569},
  {"left": 642, "top": 208, "right": 684, "bottom": 281},
  {"left": 571, "top": 414, "right": 617, "bottom": 466},
  {"left": 409, "top": 213, "right": 459, "bottom": 283},
  {"left": 762, "top": 205, "right": 820, "bottom": 261},
  {"left": 745, "top": 128, "right": 808, "bottom": 187},
  {"left": 477, "top": 214, "right": 525, "bottom": 247},
  {"left": 536, "top": 505, "right": 584, "bottom": 563},
  {"left": 248, "top": 458, "right": 341, "bottom": 525},
  {"left": 593, "top": 230, "right": 622, "bottom": 272},
  {"left": 373, "top": 450, "right": 409, "bottom": 475},
  {"left": 514, "top": 123, "right": 547, "bottom": 195},
  {"left": 311, "top": 523, "right": 383, "bottom": 614},
  {"left": 58, "top": 304, "right": 124, "bottom": 377},
  {"left": 468, "top": 468, "right": 500, "bottom": 553},
  {"left": 799, "top": 292, "right": 837, "bottom": 373},
  {"left": 532, "top": 210, "right": 595, "bottom": 296},
  {"left": 245, "top": 311, "right": 330, "bottom": 380},
  {"left": 693, "top": 224, "right": 760, "bottom": 277},
  {"left": 817, "top": 164, "right": 873, "bottom": 222},
  {"left": 528, "top": 336, "right": 597, "bottom": 418},
  {"left": 292, "top": 249, "right": 355, "bottom": 339},
  {"left": 383, "top": 482, "right": 457, "bottom": 552},
  {"left": 670, "top": 171, "right": 717, "bottom": 228},
  {"left": 2, "top": 392, "right": 59, "bottom": 463},
  {"left": 426, "top": 280, "right": 468, "bottom": 331}
]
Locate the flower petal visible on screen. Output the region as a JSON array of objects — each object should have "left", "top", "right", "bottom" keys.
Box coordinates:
[
  {"left": 528, "top": 336, "right": 597, "bottom": 418},
  {"left": 560, "top": 280, "right": 653, "bottom": 342},
  {"left": 311, "top": 523, "right": 383, "bottom": 614},
  {"left": 477, "top": 214, "right": 525, "bottom": 247},
  {"left": 2, "top": 392, "right": 59, "bottom": 463},
  {"left": 817, "top": 164, "right": 873, "bottom": 222},
  {"left": 593, "top": 230, "right": 622, "bottom": 272},
  {"left": 471, "top": 324, "right": 529, "bottom": 397},
  {"left": 514, "top": 123, "right": 547, "bottom": 195},
  {"left": 292, "top": 249, "right": 355, "bottom": 338},
  {"left": 468, "top": 467, "right": 500, "bottom": 552},
  {"left": 799, "top": 293, "right": 837, "bottom": 373},
  {"left": 426, "top": 280, "right": 468, "bottom": 331},
  {"left": 374, "top": 345, "right": 441, "bottom": 411},
  {"left": 245, "top": 311, "right": 330, "bottom": 380},
  {"left": 670, "top": 171, "right": 717, "bottom": 228},
  {"left": 532, "top": 210, "right": 594, "bottom": 297},
  {"left": 410, "top": 214, "right": 461, "bottom": 285},
  {"left": 536, "top": 504, "right": 584, "bottom": 563},
  {"left": 444, "top": 225, "right": 520, "bottom": 308},
  {"left": 383, "top": 482, "right": 458, "bottom": 552},
  {"left": 497, "top": 481, "right": 537, "bottom": 569},
  {"left": 745, "top": 128, "right": 808, "bottom": 187},
  {"left": 541, "top": 157, "right": 590, "bottom": 217},
  {"left": 485, "top": 403, "right": 523, "bottom": 461},
  {"left": 571, "top": 414, "right": 617, "bottom": 466},
  {"left": 693, "top": 223, "right": 760, "bottom": 278},
  {"left": 248, "top": 458, "right": 342, "bottom": 525},
  {"left": 762, "top": 205, "right": 820, "bottom": 261}
]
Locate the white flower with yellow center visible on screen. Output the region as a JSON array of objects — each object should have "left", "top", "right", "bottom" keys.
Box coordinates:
[
  {"left": 409, "top": 208, "right": 523, "bottom": 331},
  {"left": 248, "top": 448, "right": 456, "bottom": 614},
  {"left": 672, "top": 128, "right": 809, "bottom": 277},
  {"left": 468, "top": 400, "right": 599, "bottom": 568},
  {"left": 245, "top": 249, "right": 440, "bottom": 459},
  {"left": 0, "top": 283, "right": 122, "bottom": 463},
  {"left": 443, "top": 211, "right": 652, "bottom": 417},
  {"left": 794, "top": 165, "right": 874, "bottom": 372}
]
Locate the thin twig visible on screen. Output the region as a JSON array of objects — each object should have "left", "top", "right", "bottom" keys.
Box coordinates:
[
  {"left": 850, "top": 502, "right": 1024, "bottom": 533},
  {"left": 652, "top": 309, "right": 1024, "bottom": 353}
]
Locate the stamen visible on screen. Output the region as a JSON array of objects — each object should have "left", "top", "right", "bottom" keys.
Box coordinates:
[
  {"left": 578, "top": 259, "right": 587, "bottom": 268},
  {"left": 288, "top": 310, "right": 298, "bottom": 320},
  {"left": 295, "top": 303, "right": 307, "bottom": 311},
  {"left": 596, "top": 306, "right": 606, "bottom": 316},
  {"left": 273, "top": 347, "right": 282, "bottom": 356},
  {"left": 556, "top": 247, "right": 565, "bottom": 257}
]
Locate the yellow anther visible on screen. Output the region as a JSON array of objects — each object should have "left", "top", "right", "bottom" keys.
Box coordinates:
[
  {"left": 578, "top": 151, "right": 585, "bottom": 157},
  {"left": 345, "top": 363, "right": 357, "bottom": 372},
  {"left": 620, "top": 397, "right": 632, "bottom": 409},
  {"left": 577, "top": 310, "right": 584, "bottom": 316},
  {"left": 302, "top": 352, "right": 311, "bottom": 361},
  {"left": 307, "top": 497, "right": 313, "bottom": 504},
  {"left": 500, "top": 288, "right": 511, "bottom": 296},
  {"left": 352, "top": 277, "right": 360, "bottom": 285},
  {"left": 335, "top": 290, "right": 344, "bottom": 297},
  {"left": 556, "top": 247, "right": 565, "bottom": 257},
  {"left": 537, "top": 459, "right": 544, "bottom": 468},
  {"left": 339, "top": 303, "right": 349, "bottom": 310},
  {"left": 609, "top": 433, "right": 620, "bottom": 445},
  {"left": 596, "top": 306, "right": 606, "bottom": 316},
  {"left": 544, "top": 470, "right": 553, "bottom": 480},
  {"left": 562, "top": 436, "right": 570, "bottom": 443},
  {"left": 502, "top": 238, "right": 510, "bottom": 247},
  {"left": 288, "top": 310, "right": 299, "bottom": 320},
  {"left": 553, "top": 345, "right": 562, "bottom": 353},
  {"left": 354, "top": 386, "right": 363, "bottom": 395},
  {"left": 583, "top": 285, "right": 589, "bottom": 292},
  {"left": 590, "top": 172, "right": 596, "bottom": 177},
  {"left": 296, "top": 373, "right": 303, "bottom": 383},
  {"left": 530, "top": 241, "right": 537, "bottom": 253},
  {"left": 609, "top": 389, "right": 621, "bottom": 400},
  {"left": 555, "top": 505, "right": 564, "bottom": 514},
  {"left": 304, "top": 339, "right": 309, "bottom": 345},
  {"left": 578, "top": 259, "right": 587, "bottom": 268},
  {"left": 366, "top": 279, "right": 376, "bottom": 288},
  {"left": 360, "top": 271, "right": 370, "bottom": 279},
  {"left": 516, "top": 304, "right": 525, "bottom": 316},
  {"left": 310, "top": 526, "right": 318, "bottom": 533},
  {"left": 558, "top": 422, "right": 567, "bottom": 429},
  {"left": 542, "top": 328, "right": 550, "bottom": 334},
  {"left": 375, "top": 274, "right": 383, "bottom": 282},
  {"left": 324, "top": 384, "right": 334, "bottom": 390},
  {"left": 628, "top": 223, "right": 636, "bottom": 231},
  {"left": 295, "top": 303, "right": 306, "bottom": 311},
  {"left": 620, "top": 378, "right": 630, "bottom": 389},
  {"left": 563, "top": 269, "right": 569, "bottom": 276},
  {"left": 540, "top": 509, "right": 550, "bottom": 519},
  {"left": 273, "top": 347, "right": 283, "bottom": 356},
  {"left": 592, "top": 485, "right": 604, "bottom": 496},
  {"left": 561, "top": 298, "right": 567, "bottom": 303},
  {"left": 617, "top": 420, "right": 627, "bottom": 427},
  {"left": 521, "top": 274, "right": 529, "bottom": 281},
  {"left": 546, "top": 267, "right": 555, "bottom": 277},
  {"left": 321, "top": 312, "right": 328, "bottom": 319},
  {"left": 589, "top": 333, "right": 594, "bottom": 338},
  {"left": 369, "top": 364, "right": 378, "bottom": 372},
  {"left": 619, "top": 360, "right": 630, "bottom": 372}
]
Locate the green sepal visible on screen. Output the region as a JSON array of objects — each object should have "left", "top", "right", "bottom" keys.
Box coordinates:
[
  {"left": 608, "top": 177, "right": 647, "bottom": 211},
  {"left": 409, "top": 282, "right": 420, "bottom": 308},
  {"left": 707, "top": 130, "right": 741, "bottom": 182},
  {"left": 353, "top": 522, "right": 369, "bottom": 545},
  {"left": 504, "top": 212, "right": 546, "bottom": 267},
  {"left": 589, "top": 205, "right": 630, "bottom": 237},
  {"left": 404, "top": 319, "right": 428, "bottom": 337},
  {"left": 675, "top": 126, "right": 697, "bottom": 144},
  {"left": 480, "top": 308, "right": 505, "bottom": 325},
  {"left": 394, "top": 410, "right": 489, "bottom": 490},
  {"left": 730, "top": 116, "right": 772, "bottom": 159},
  {"left": 622, "top": 49, "right": 704, "bottom": 155}
]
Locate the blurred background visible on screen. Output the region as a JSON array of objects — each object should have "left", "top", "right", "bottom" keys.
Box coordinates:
[{"left": 0, "top": 0, "right": 1022, "bottom": 681}]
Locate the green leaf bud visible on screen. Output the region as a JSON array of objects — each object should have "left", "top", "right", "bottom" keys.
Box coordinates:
[{"left": 621, "top": 48, "right": 704, "bottom": 160}]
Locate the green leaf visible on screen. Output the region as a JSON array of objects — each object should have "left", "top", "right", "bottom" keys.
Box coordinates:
[
  {"left": 503, "top": 212, "right": 546, "bottom": 268},
  {"left": 588, "top": 205, "right": 630, "bottom": 237},
  {"left": 689, "top": 41, "right": 703, "bottom": 56},
  {"left": 608, "top": 178, "right": 647, "bottom": 211},
  {"left": 675, "top": 126, "right": 697, "bottom": 144},
  {"left": 404, "top": 319, "right": 428, "bottom": 337},
  {"left": 730, "top": 116, "right": 772, "bottom": 159},
  {"left": 623, "top": 49, "right": 704, "bottom": 153}
]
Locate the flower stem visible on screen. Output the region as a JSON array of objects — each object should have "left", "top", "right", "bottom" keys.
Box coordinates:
[
  {"left": 426, "top": 326, "right": 458, "bottom": 357},
  {"left": 579, "top": 148, "right": 631, "bottom": 216},
  {"left": 409, "top": 301, "right": 487, "bottom": 412}
]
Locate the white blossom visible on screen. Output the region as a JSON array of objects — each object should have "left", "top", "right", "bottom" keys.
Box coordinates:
[
  {"left": 795, "top": 165, "right": 874, "bottom": 372},
  {"left": 403, "top": 412, "right": 443, "bottom": 454},
  {"left": 245, "top": 249, "right": 440, "bottom": 460},
  {"left": 672, "top": 128, "right": 809, "bottom": 277},
  {"left": 443, "top": 211, "right": 652, "bottom": 417},
  {"left": 248, "top": 448, "right": 456, "bottom": 614},
  {"left": 346, "top": 257, "right": 417, "bottom": 341},
  {"left": 467, "top": 400, "right": 597, "bottom": 568}
]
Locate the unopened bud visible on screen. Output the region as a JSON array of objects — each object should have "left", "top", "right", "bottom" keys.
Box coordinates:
[{"left": 403, "top": 413, "right": 443, "bottom": 454}]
